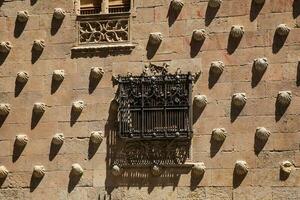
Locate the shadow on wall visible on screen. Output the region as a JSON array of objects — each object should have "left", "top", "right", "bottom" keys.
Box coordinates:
[
  {"left": 205, "top": 4, "right": 219, "bottom": 26},
  {"left": 249, "top": 0, "right": 264, "bottom": 22},
  {"left": 293, "top": 0, "right": 300, "bottom": 18}
]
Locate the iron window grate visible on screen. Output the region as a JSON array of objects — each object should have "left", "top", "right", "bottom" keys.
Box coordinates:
[{"left": 117, "top": 73, "right": 193, "bottom": 140}]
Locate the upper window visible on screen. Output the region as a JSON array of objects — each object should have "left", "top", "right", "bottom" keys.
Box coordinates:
[{"left": 79, "top": 0, "right": 130, "bottom": 15}]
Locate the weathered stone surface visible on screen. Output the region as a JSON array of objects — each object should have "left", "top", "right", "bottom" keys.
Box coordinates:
[
  {"left": 254, "top": 58, "right": 268, "bottom": 72},
  {"left": 33, "top": 102, "right": 46, "bottom": 114},
  {"left": 255, "top": 127, "right": 270, "bottom": 142},
  {"left": 208, "top": 0, "right": 222, "bottom": 8},
  {"left": 0, "top": 103, "right": 10, "bottom": 116},
  {"left": 192, "top": 162, "right": 206, "bottom": 177},
  {"left": 148, "top": 32, "right": 163, "bottom": 45},
  {"left": 0, "top": 166, "right": 8, "bottom": 179},
  {"left": 72, "top": 100, "right": 85, "bottom": 113},
  {"left": 277, "top": 91, "right": 292, "bottom": 106}
]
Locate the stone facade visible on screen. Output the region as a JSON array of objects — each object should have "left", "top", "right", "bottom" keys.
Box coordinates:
[{"left": 0, "top": 0, "right": 300, "bottom": 199}]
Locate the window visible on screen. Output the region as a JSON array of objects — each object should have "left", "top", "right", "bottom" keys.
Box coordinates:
[
  {"left": 79, "top": 0, "right": 130, "bottom": 15},
  {"left": 73, "top": 0, "right": 134, "bottom": 50},
  {"left": 116, "top": 64, "right": 193, "bottom": 140}
]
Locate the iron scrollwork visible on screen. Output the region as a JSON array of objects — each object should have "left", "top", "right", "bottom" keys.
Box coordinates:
[{"left": 116, "top": 63, "right": 193, "bottom": 140}]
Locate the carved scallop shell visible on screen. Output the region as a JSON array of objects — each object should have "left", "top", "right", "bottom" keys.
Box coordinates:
[
  {"left": 17, "top": 10, "right": 29, "bottom": 22},
  {"left": 16, "top": 71, "right": 29, "bottom": 83},
  {"left": 90, "top": 67, "right": 104, "bottom": 80},
  {"left": 0, "top": 103, "right": 11, "bottom": 116},
  {"left": 52, "top": 133, "right": 64, "bottom": 145},
  {"left": 254, "top": 58, "right": 268, "bottom": 72},
  {"left": 276, "top": 24, "right": 291, "bottom": 36},
  {"left": 255, "top": 127, "right": 270, "bottom": 142},
  {"left": 232, "top": 93, "right": 247, "bottom": 107},
  {"left": 71, "top": 163, "right": 84, "bottom": 176},
  {"left": 112, "top": 164, "right": 121, "bottom": 176},
  {"left": 15, "top": 134, "right": 29, "bottom": 147},
  {"left": 90, "top": 131, "right": 104, "bottom": 144},
  {"left": 53, "top": 70, "right": 65, "bottom": 82},
  {"left": 234, "top": 160, "right": 249, "bottom": 175},
  {"left": 212, "top": 128, "right": 227, "bottom": 142},
  {"left": 253, "top": 0, "right": 265, "bottom": 4},
  {"left": 171, "top": 0, "right": 184, "bottom": 12},
  {"left": 0, "top": 41, "right": 12, "bottom": 53},
  {"left": 280, "top": 161, "right": 293, "bottom": 175},
  {"left": 72, "top": 100, "right": 84, "bottom": 113},
  {"left": 192, "top": 162, "right": 206, "bottom": 176},
  {"left": 53, "top": 8, "right": 66, "bottom": 20},
  {"left": 210, "top": 61, "right": 225, "bottom": 76},
  {"left": 194, "top": 95, "right": 208, "bottom": 109},
  {"left": 0, "top": 166, "right": 8, "bottom": 179},
  {"left": 230, "top": 25, "right": 244, "bottom": 38},
  {"left": 33, "top": 102, "right": 46, "bottom": 114},
  {"left": 277, "top": 91, "right": 292, "bottom": 106},
  {"left": 193, "top": 29, "right": 206, "bottom": 42},
  {"left": 208, "top": 0, "right": 222, "bottom": 8},
  {"left": 33, "top": 40, "right": 45, "bottom": 51},
  {"left": 149, "top": 32, "right": 163, "bottom": 45},
  {"left": 151, "top": 165, "right": 162, "bottom": 176},
  {"left": 33, "top": 165, "right": 45, "bottom": 178}
]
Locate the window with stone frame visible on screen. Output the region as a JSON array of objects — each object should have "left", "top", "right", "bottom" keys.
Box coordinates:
[
  {"left": 116, "top": 64, "right": 194, "bottom": 140},
  {"left": 74, "top": 0, "right": 134, "bottom": 48}
]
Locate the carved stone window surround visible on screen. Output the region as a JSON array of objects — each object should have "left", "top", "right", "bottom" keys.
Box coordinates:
[{"left": 73, "top": 1, "right": 136, "bottom": 52}]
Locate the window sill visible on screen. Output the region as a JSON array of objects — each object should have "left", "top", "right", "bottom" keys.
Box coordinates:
[{"left": 71, "top": 43, "right": 136, "bottom": 57}]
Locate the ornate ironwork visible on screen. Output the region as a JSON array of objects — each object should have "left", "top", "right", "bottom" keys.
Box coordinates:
[
  {"left": 116, "top": 63, "right": 193, "bottom": 140},
  {"left": 78, "top": 15, "right": 129, "bottom": 45}
]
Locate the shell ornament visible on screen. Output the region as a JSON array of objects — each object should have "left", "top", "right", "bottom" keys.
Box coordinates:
[
  {"left": 234, "top": 160, "right": 249, "bottom": 175},
  {"left": 149, "top": 32, "right": 163, "bottom": 45},
  {"left": 90, "top": 131, "right": 104, "bottom": 144},
  {"left": 33, "top": 102, "right": 46, "bottom": 114},
  {"left": 33, "top": 165, "right": 45, "bottom": 178},
  {"left": 15, "top": 134, "right": 29, "bottom": 147},
  {"left": 71, "top": 163, "right": 84, "bottom": 176},
  {"left": 194, "top": 95, "right": 208, "bottom": 109},
  {"left": 230, "top": 25, "right": 244, "bottom": 38},
  {"left": 90, "top": 67, "right": 104, "bottom": 80},
  {"left": 210, "top": 61, "right": 225, "bottom": 76},
  {"left": 277, "top": 91, "right": 292, "bottom": 107},
  {"left": 52, "top": 133, "right": 65, "bottom": 145},
  {"left": 53, "top": 70, "right": 65, "bottom": 82},
  {"left": 53, "top": 8, "right": 66, "bottom": 20},
  {"left": 72, "top": 101, "right": 85, "bottom": 113},
  {"left": 16, "top": 71, "right": 29, "bottom": 83},
  {"left": 254, "top": 58, "right": 268, "bottom": 72},
  {"left": 17, "top": 10, "right": 29, "bottom": 23},
  {"left": 212, "top": 128, "right": 227, "bottom": 142},
  {"left": 192, "top": 162, "right": 206, "bottom": 177},
  {"left": 193, "top": 29, "right": 206, "bottom": 42},
  {"left": 0, "top": 103, "right": 11, "bottom": 116},
  {"left": 232, "top": 93, "right": 247, "bottom": 107},
  {"left": 0, "top": 41, "right": 12, "bottom": 53},
  {"left": 33, "top": 40, "right": 45, "bottom": 51}
]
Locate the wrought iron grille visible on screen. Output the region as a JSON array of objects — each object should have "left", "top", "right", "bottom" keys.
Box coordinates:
[
  {"left": 117, "top": 71, "right": 193, "bottom": 140},
  {"left": 77, "top": 14, "right": 129, "bottom": 45}
]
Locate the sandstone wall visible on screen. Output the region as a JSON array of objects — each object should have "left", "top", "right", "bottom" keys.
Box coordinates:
[{"left": 0, "top": 0, "right": 300, "bottom": 199}]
